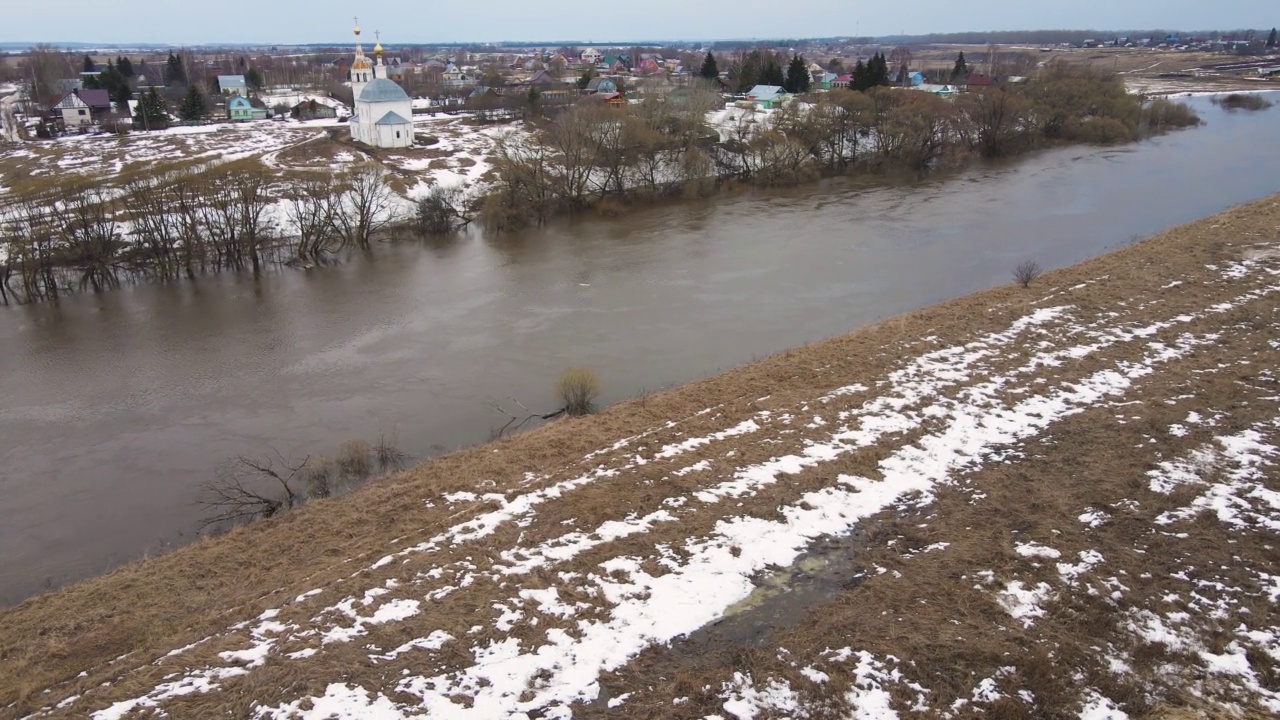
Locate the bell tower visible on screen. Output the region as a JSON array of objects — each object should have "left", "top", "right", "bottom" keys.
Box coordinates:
[{"left": 350, "top": 17, "right": 374, "bottom": 101}]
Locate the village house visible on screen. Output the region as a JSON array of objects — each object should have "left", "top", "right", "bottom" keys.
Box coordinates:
[
  {"left": 633, "top": 75, "right": 675, "bottom": 98},
  {"left": 584, "top": 77, "right": 619, "bottom": 94},
  {"left": 581, "top": 91, "right": 626, "bottom": 109},
  {"left": 226, "top": 95, "right": 268, "bottom": 121},
  {"left": 746, "top": 84, "right": 790, "bottom": 109},
  {"left": 442, "top": 62, "right": 467, "bottom": 87},
  {"left": 291, "top": 98, "right": 337, "bottom": 120},
  {"left": 54, "top": 88, "right": 111, "bottom": 127},
  {"left": 580, "top": 47, "right": 602, "bottom": 65},
  {"left": 217, "top": 75, "right": 248, "bottom": 96}
]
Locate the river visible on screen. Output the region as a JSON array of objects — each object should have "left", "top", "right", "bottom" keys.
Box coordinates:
[{"left": 1, "top": 93, "right": 1278, "bottom": 605}]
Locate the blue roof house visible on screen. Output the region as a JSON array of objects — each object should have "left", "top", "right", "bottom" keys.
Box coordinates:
[
  {"left": 227, "top": 95, "right": 267, "bottom": 121},
  {"left": 746, "top": 84, "right": 790, "bottom": 109}
]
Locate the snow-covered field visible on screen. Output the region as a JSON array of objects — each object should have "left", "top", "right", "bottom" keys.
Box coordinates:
[
  {"left": 0, "top": 112, "right": 516, "bottom": 205},
  {"left": 8, "top": 198, "right": 1279, "bottom": 718}
]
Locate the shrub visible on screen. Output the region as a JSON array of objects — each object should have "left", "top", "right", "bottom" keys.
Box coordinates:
[
  {"left": 374, "top": 434, "right": 410, "bottom": 474},
  {"left": 1013, "top": 260, "right": 1044, "bottom": 288},
  {"left": 1143, "top": 97, "right": 1203, "bottom": 130},
  {"left": 301, "top": 456, "right": 334, "bottom": 499},
  {"left": 1069, "top": 116, "right": 1136, "bottom": 144},
  {"left": 336, "top": 440, "right": 373, "bottom": 480},
  {"left": 557, "top": 367, "right": 601, "bottom": 416},
  {"left": 1210, "top": 93, "right": 1273, "bottom": 111},
  {"left": 416, "top": 184, "right": 470, "bottom": 234}
]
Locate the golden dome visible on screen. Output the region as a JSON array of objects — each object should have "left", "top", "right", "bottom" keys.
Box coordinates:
[
  {"left": 354, "top": 26, "right": 361, "bottom": 35},
  {"left": 374, "top": 42, "right": 383, "bottom": 55},
  {"left": 352, "top": 56, "right": 374, "bottom": 70}
]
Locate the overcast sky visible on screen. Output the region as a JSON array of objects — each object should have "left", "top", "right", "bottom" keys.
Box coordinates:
[{"left": 3, "top": 0, "right": 1274, "bottom": 45}]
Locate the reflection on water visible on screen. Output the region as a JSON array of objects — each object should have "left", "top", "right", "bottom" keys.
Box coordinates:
[{"left": 1, "top": 94, "right": 1278, "bottom": 605}]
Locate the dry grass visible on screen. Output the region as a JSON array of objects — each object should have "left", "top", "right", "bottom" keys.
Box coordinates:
[
  {"left": 557, "top": 367, "right": 601, "bottom": 416},
  {"left": 1, "top": 195, "right": 1279, "bottom": 718}
]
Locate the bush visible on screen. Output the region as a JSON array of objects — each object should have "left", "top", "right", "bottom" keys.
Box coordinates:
[
  {"left": 1069, "top": 116, "right": 1136, "bottom": 144},
  {"left": 416, "top": 184, "right": 470, "bottom": 234},
  {"left": 336, "top": 440, "right": 373, "bottom": 480},
  {"left": 301, "top": 456, "right": 334, "bottom": 499},
  {"left": 1210, "top": 93, "right": 1273, "bottom": 111},
  {"left": 557, "top": 367, "right": 601, "bottom": 416},
  {"left": 1143, "top": 97, "right": 1203, "bottom": 130},
  {"left": 374, "top": 434, "right": 410, "bottom": 474},
  {"left": 1013, "top": 260, "right": 1044, "bottom": 288}
]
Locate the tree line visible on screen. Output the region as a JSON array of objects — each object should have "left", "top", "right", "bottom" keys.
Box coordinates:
[
  {"left": 0, "top": 162, "right": 402, "bottom": 305},
  {"left": 476, "top": 63, "right": 1201, "bottom": 231}
]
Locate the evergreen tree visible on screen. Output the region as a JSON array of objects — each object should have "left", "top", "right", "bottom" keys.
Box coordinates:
[
  {"left": 164, "top": 52, "right": 187, "bottom": 86},
  {"left": 784, "top": 53, "right": 811, "bottom": 93},
  {"left": 135, "top": 87, "right": 169, "bottom": 129},
  {"left": 874, "top": 53, "right": 891, "bottom": 86},
  {"left": 245, "top": 67, "right": 265, "bottom": 91},
  {"left": 178, "top": 84, "right": 207, "bottom": 121},
  {"left": 952, "top": 51, "right": 969, "bottom": 80},
  {"left": 111, "top": 80, "right": 133, "bottom": 106},
  {"left": 82, "top": 54, "right": 95, "bottom": 73},
  {"left": 576, "top": 69, "right": 592, "bottom": 90},
  {"left": 828, "top": 58, "right": 843, "bottom": 72},
  {"left": 851, "top": 59, "right": 868, "bottom": 91},
  {"left": 1269, "top": 28, "right": 1278, "bottom": 47},
  {"left": 118, "top": 57, "right": 134, "bottom": 77},
  {"left": 699, "top": 51, "right": 719, "bottom": 80},
  {"left": 82, "top": 74, "right": 103, "bottom": 90},
  {"left": 760, "top": 54, "right": 785, "bottom": 87}
]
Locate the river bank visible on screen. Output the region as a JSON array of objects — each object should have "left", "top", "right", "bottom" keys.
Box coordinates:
[
  {"left": 2, "top": 92, "right": 1279, "bottom": 610},
  {"left": 3, "top": 192, "right": 1278, "bottom": 718}
]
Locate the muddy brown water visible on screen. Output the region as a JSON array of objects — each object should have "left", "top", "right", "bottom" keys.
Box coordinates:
[{"left": 2, "top": 95, "right": 1278, "bottom": 606}]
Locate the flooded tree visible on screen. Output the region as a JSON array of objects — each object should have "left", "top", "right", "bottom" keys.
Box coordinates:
[{"left": 329, "top": 165, "right": 398, "bottom": 250}]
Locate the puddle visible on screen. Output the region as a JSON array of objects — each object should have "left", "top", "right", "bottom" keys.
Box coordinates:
[{"left": 591, "top": 529, "right": 871, "bottom": 708}]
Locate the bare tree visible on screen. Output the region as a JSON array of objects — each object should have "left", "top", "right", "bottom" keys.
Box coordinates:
[
  {"left": 415, "top": 184, "right": 472, "bottom": 234},
  {"left": 198, "top": 453, "right": 306, "bottom": 528},
  {"left": 330, "top": 165, "right": 398, "bottom": 249},
  {"left": 283, "top": 174, "right": 339, "bottom": 262},
  {"left": 1013, "top": 260, "right": 1044, "bottom": 288}
]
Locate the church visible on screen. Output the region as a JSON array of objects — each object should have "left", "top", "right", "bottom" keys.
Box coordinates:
[{"left": 348, "top": 21, "right": 414, "bottom": 149}]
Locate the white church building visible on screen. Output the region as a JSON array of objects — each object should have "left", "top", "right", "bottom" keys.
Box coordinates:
[{"left": 348, "top": 22, "right": 413, "bottom": 149}]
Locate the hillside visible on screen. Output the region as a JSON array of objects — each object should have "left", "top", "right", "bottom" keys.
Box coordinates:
[{"left": 2, "top": 196, "right": 1279, "bottom": 718}]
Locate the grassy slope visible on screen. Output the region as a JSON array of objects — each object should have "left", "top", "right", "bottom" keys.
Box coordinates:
[{"left": 1, "top": 195, "right": 1279, "bottom": 718}]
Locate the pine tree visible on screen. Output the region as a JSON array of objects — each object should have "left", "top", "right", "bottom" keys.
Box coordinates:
[
  {"left": 179, "top": 84, "right": 207, "bottom": 121},
  {"left": 785, "top": 53, "right": 811, "bottom": 94},
  {"left": 874, "top": 53, "right": 891, "bottom": 86},
  {"left": 699, "top": 51, "right": 719, "bottom": 80},
  {"left": 245, "top": 67, "right": 265, "bottom": 91},
  {"left": 1269, "top": 28, "right": 1278, "bottom": 48},
  {"left": 165, "top": 52, "right": 187, "bottom": 86},
  {"left": 576, "top": 69, "right": 592, "bottom": 90},
  {"left": 82, "top": 54, "right": 95, "bottom": 73},
  {"left": 952, "top": 51, "right": 969, "bottom": 80},
  {"left": 135, "top": 87, "right": 168, "bottom": 129},
  {"left": 852, "top": 59, "right": 868, "bottom": 92},
  {"left": 118, "top": 57, "right": 134, "bottom": 77},
  {"left": 111, "top": 80, "right": 133, "bottom": 106}
]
